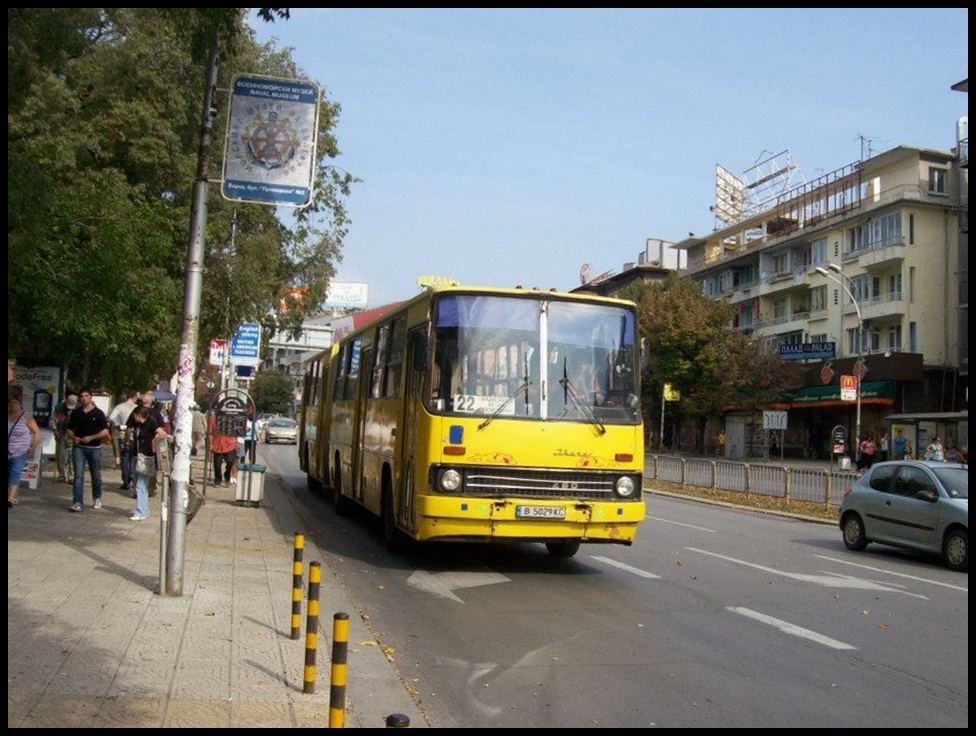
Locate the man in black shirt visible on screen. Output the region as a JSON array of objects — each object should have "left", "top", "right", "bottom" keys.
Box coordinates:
[{"left": 65, "top": 388, "right": 110, "bottom": 511}]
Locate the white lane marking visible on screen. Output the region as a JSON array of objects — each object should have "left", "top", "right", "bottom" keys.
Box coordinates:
[
  {"left": 590, "top": 556, "right": 662, "bottom": 579},
  {"left": 686, "top": 547, "right": 928, "bottom": 599},
  {"left": 647, "top": 515, "right": 716, "bottom": 533},
  {"left": 816, "top": 555, "right": 968, "bottom": 593},
  {"left": 728, "top": 606, "right": 856, "bottom": 650},
  {"left": 406, "top": 570, "right": 510, "bottom": 603}
]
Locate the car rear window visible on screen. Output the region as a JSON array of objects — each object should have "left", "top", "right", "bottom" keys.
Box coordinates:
[{"left": 868, "top": 464, "right": 896, "bottom": 491}]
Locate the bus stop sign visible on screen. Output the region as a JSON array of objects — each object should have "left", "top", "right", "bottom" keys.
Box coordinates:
[{"left": 212, "top": 391, "right": 253, "bottom": 438}]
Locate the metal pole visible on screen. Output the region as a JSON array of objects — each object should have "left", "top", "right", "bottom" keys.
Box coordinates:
[
  {"left": 659, "top": 384, "right": 666, "bottom": 452},
  {"left": 855, "top": 319, "right": 862, "bottom": 456},
  {"left": 815, "top": 264, "right": 864, "bottom": 465},
  {"left": 165, "top": 37, "right": 219, "bottom": 596}
]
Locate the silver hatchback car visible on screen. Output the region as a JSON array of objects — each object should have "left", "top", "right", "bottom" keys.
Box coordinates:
[
  {"left": 263, "top": 417, "right": 299, "bottom": 445},
  {"left": 839, "top": 460, "right": 968, "bottom": 571}
]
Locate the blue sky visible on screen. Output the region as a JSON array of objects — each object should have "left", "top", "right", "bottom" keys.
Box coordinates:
[{"left": 250, "top": 8, "right": 968, "bottom": 309}]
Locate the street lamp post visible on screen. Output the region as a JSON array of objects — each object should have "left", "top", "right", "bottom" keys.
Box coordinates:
[{"left": 815, "top": 263, "right": 864, "bottom": 461}]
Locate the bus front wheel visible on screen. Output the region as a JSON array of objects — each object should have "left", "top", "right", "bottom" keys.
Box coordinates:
[
  {"left": 382, "top": 486, "right": 406, "bottom": 553},
  {"left": 545, "top": 540, "right": 581, "bottom": 558}
]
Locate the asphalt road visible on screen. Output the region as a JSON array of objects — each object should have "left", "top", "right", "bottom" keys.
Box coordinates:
[{"left": 260, "top": 444, "right": 969, "bottom": 728}]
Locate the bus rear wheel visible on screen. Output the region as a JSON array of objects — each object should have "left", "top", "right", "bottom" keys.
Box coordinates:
[
  {"left": 332, "top": 464, "right": 350, "bottom": 516},
  {"left": 545, "top": 540, "right": 581, "bottom": 558}
]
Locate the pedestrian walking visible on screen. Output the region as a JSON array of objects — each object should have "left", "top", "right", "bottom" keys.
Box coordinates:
[
  {"left": 66, "top": 387, "right": 110, "bottom": 511},
  {"left": 128, "top": 405, "right": 166, "bottom": 521},
  {"left": 8, "top": 388, "right": 42, "bottom": 508},
  {"left": 716, "top": 430, "right": 726, "bottom": 457},
  {"left": 108, "top": 389, "right": 139, "bottom": 491},
  {"left": 52, "top": 392, "right": 78, "bottom": 483}
]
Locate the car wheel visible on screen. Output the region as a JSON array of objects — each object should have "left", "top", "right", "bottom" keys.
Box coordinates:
[
  {"left": 545, "top": 540, "right": 581, "bottom": 558},
  {"left": 842, "top": 513, "right": 869, "bottom": 551},
  {"left": 943, "top": 529, "right": 968, "bottom": 572}
]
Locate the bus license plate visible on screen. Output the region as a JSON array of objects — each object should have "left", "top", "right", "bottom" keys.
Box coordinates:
[{"left": 515, "top": 505, "right": 566, "bottom": 519}]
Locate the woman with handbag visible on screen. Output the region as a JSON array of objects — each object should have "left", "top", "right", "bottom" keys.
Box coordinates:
[{"left": 129, "top": 405, "right": 166, "bottom": 521}]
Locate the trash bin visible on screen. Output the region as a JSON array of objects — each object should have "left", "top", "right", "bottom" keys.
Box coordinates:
[{"left": 235, "top": 464, "right": 266, "bottom": 507}]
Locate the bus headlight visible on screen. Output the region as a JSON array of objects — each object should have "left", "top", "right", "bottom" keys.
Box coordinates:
[
  {"left": 614, "top": 475, "right": 637, "bottom": 499},
  {"left": 439, "top": 468, "right": 462, "bottom": 492}
]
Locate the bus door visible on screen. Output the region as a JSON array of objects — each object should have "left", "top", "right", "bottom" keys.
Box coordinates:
[
  {"left": 352, "top": 346, "right": 371, "bottom": 504},
  {"left": 396, "top": 327, "right": 426, "bottom": 531}
]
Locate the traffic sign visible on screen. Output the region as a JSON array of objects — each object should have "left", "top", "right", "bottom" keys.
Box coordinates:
[
  {"left": 209, "top": 339, "right": 228, "bottom": 367},
  {"left": 840, "top": 375, "right": 857, "bottom": 402},
  {"left": 230, "top": 322, "right": 261, "bottom": 366}
]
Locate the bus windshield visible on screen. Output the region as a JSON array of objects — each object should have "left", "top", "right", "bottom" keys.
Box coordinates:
[{"left": 428, "top": 294, "right": 640, "bottom": 424}]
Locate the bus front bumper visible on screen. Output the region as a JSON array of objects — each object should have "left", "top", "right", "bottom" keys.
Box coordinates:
[{"left": 414, "top": 496, "right": 645, "bottom": 544}]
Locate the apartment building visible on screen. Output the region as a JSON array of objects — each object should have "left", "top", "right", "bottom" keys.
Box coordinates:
[{"left": 673, "top": 144, "right": 966, "bottom": 458}]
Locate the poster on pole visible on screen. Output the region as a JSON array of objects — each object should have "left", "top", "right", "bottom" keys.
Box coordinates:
[{"left": 221, "top": 74, "right": 320, "bottom": 207}]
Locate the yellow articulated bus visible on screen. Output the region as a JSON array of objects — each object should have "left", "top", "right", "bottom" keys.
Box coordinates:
[{"left": 298, "top": 285, "right": 645, "bottom": 557}]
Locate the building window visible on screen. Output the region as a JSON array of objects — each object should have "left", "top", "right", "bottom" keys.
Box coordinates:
[
  {"left": 773, "top": 298, "right": 788, "bottom": 319},
  {"left": 887, "top": 325, "right": 902, "bottom": 351},
  {"left": 867, "top": 213, "right": 901, "bottom": 247},
  {"left": 809, "top": 332, "right": 828, "bottom": 344},
  {"left": 811, "top": 237, "right": 827, "bottom": 265},
  {"left": 773, "top": 253, "right": 789, "bottom": 275},
  {"left": 847, "top": 226, "right": 866, "bottom": 254},
  {"left": 852, "top": 274, "right": 880, "bottom": 302},
  {"left": 908, "top": 213, "right": 915, "bottom": 244},
  {"left": 848, "top": 327, "right": 879, "bottom": 355},
  {"left": 888, "top": 273, "right": 902, "bottom": 299},
  {"left": 928, "top": 167, "right": 948, "bottom": 195},
  {"left": 909, "top": 321, "right": 917, "bottom": 352},
  {"left": 810, "top": 285, "right": 828, "bottom": 312}
]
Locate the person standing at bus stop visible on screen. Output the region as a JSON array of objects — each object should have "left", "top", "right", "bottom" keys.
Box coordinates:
[
  {"left": 208, "top": 414, "right": 238, "bottom": 487},
  {"left": 857, "top": 434, "right": 877, "bottom": 471}
]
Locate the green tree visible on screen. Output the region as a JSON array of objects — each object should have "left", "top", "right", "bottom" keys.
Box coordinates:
[
  {"left": 8, "top": 8, "right": 352, "bottom": 393},
  {"left": 249, "top": 370, "right": 295, "bottom": 415},
  {"left": 622, "top": 275, "right": 801, "bottom": 452}
]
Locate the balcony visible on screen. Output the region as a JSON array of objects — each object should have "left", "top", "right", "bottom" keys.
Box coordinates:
[
  {"left": 859, "top": 236, "right": 907, "bottom": 270},
  {"left": 861, "top": 291, "right": 906, "bottom": 321}
]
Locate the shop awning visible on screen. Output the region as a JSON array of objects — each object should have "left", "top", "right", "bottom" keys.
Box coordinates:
[{"left": 783, "top": 380, "right": 896, "bottom": 409}]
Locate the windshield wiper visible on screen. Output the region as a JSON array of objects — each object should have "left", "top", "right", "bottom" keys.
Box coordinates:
[
  {"left": 558, "top": 376, "right": 606, "bottom": 434},
  {"left": 477, "top": 380, "right": 531, "bottom": 430}
]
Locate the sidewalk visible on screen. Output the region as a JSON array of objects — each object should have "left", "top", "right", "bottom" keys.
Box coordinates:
[{"left": 7, "top": 456, "right": 428, "bottom": 728}]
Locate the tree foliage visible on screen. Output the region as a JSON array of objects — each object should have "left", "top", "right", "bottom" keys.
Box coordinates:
[
  {"left": 249, "top": 370, "right": 295, "bottom": 416},
  {"left": 621, "top": 275, "right": 802, "bottom": 450},
  {"left": 7, "top": 8, "right": 352, "bottom": 394}
]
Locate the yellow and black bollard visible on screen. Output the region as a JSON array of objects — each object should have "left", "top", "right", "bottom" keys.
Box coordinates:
[
  {"left": 303, "top": 561, "right": 321, "bottom": 695},
  {"left": 328, "top": 612, "right": 350, "bottom": 728},
  {"left": 291, "top": 533, "right": 305, "bottom": 640}
]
